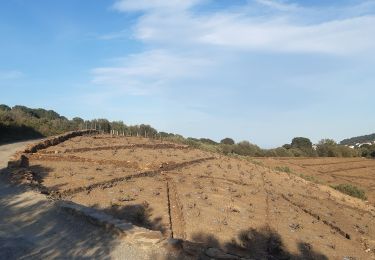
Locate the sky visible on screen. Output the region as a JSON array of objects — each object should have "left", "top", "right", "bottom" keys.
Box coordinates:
[{"left": 1, "top": 0, "right": 375, "bottom": 148}]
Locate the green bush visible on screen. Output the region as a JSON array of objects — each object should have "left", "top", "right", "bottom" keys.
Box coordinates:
[
  {"left": 232, "top": 141, "right": 264, "bottom": 156},
  {"left": 299, "top": 174, "right": 320, "bottom": 184},
  {"left": 265, "top": 147, "right": 294, "bottom": 157},
  {"left": 274, "top": 166, "right": 291, "bottom": 173},
  {"left": 220, "top": 137, "right": 235, "bottom": 145},
  {"left": 331, "top": 184, "right": 367, "bottom": 200}
]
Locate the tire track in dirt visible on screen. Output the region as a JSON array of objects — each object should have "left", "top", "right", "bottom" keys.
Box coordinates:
[
  {"left": 40, "top": 143, "right": 190, "bottom": 154},
  {"left": 166, "top": 179, "right": 186, "bottom": 239},
  {"left": 280, "top": 194, "right": 351, "bottom": 240},
  {"left": 275, "top": 157, "right": 312, "bottom": 161},
  {"left": 273, "top": 158, "right": 311, "bottom": 171},
  {"left": 319, "top": 165, "right": 375, "bottom": 174},
  {"left": 301, "top": 160, "right": 369, "bottom": 167},
  {"left": 325, "top": 197, "right": 375, "bottom": 217},
  {"left": 272, "top": 158, "right": 370, "bottom": 175},
  {"left": 41, "top": 157, "right": 215, "bottom": 198},
  {"left": 325, "top": 175, "right": 371, "bottom": 188},
  {"left": 275, "top": 158, "right": 375, "bottom": 181},
  {"left": 195, "top": 175, "right": 252, "bottom": 187},
  {"left": 29, "top": 154, "right": 140, "bottom": 169},
  {"left": 329, "top": 173, "right": 375, "bottom": 181}
]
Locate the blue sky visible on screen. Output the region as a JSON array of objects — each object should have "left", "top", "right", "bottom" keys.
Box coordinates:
[{"left": 1, "top": 0, "right": 375, "bottom": 147}]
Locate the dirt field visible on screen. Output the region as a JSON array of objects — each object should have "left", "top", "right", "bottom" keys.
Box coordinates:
[
  {"left": 254, "top": 157, "right": 375, "bottom": 205},
  {"left": 15, "top": 135, "right": 375, "bottom": 259},
  {"left": 1, "top": 140, "right": 165, "bottom": 259}
]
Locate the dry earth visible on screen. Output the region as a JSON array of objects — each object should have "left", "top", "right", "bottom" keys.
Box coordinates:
[
  {"left": 8, "top": 134, "right": 375, "bottom": 259},
  {"left": 254, "top": 157, "right": 375, "bottom": 205},
  {"left": 0, "top": 140, "right": 168, "bottom": 260}
]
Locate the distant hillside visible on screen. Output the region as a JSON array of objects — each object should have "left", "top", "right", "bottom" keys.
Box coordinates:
[
  {"left": 340, "top": 133, "right": 375, "bottom": 146},
  {"left": 0, "top": 104, "right": 157, "bottom": 144}
]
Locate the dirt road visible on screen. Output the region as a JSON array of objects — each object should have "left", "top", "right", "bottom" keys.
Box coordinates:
[{"left": 0, "top": 140, "right": 165, "bottom": 259}]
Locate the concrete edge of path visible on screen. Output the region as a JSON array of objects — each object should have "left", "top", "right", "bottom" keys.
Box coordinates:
[{"left": 57, "top": 201, "right": 165, "bottom": 246}]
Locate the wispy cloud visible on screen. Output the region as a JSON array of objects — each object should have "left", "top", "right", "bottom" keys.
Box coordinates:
[
  {"left": 112, "top": 0, "right": 200, "bottom": 12},
  {"left": 91, "top": 50, "right": 211, "bottom": 95},
  {"left": 198, "top": 15, "right": 375, "bottom": 54},
  {"left": 255, "top": 0, "right": 299, "bottom": 11},
  {"left": 92, "top": 0, "right": 375, "bottom": 96},
  {"left": 113, "top": 0, "right": 375, "bottom": 55}
]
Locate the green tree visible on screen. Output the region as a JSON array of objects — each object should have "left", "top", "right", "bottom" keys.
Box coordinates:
[
  {"left": 291, "top": 137, "right": 313, "bottom": 149},
  {"left": 232, "top": 141, "right": 263, "bottom": 156},
  {"left": 220, "top": 138, "right": 235, "bottom": 145},
  {"left": 316, "top": 139, "right": 337, "bottom": 157},
  {"left": 290, "top": 137, "right": 316, "bottom": 157},
  {"left": 0, "top": 104, "right": 11, "bottom": 111}
]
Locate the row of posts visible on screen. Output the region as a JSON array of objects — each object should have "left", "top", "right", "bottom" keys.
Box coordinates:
[{"left": 80, "top": 122, "right": 164, "bottom": 140}]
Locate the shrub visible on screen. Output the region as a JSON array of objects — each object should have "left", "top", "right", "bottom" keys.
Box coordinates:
[
  {"left": 274, "top": 166, "right": 291, "bottom": 173},
  {"left": 220, "top": 138, "right": 235, "bottom": 145},
  {"left": 200, "top": 138, "right": 217, "bottom": 145},
  {"left": 289, "top": 148, "right": 304, "bottom": 157},
  {"left": 232, "top": 141, "right": 264, "bottom": 156},
  {"left": 248, "top": 159, "right": 264, "bottom": 166},
  {"left": 331, "top": 184, "right": 367, "bottom": 200},
  {"left": 299, "top": 174, "right": 320, "bottom": 184},
  {"left": 265, "top": 147, "right": 294, "bottom": 157},
  {"left": 291, "top": 137, "right": 312, "bottom": 149}
]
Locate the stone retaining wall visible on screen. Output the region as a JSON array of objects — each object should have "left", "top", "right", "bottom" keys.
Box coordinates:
[
  {"left": 7, "top": 130, "right": 98, "bottom": 169},
  {"left": 58, "top": 201, "right": 164, "bottom": 246}
]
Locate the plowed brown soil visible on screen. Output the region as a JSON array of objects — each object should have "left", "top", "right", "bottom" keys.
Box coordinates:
[
  {"left": 20, "top": 136, "right": 375, "bottom": 259},
  {"left": 255, "top": 157, "right": 375, "bottom": 205}
]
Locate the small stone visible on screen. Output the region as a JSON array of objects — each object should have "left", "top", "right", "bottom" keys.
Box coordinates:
[
  {"left": 289, "top": 223, "right": 301, "bottom": 231},
  {"left": 119, "top": 195, "right": 135, "bottom": 202}
]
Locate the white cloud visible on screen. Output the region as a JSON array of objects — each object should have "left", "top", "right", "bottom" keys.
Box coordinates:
[
  {"left": 91, "top": 50, "right": 211, "bottom": 95},
  {"left": 255, "top": 0, "right": 299, "bottom": 11},
  {"left": 93, "top": 0, "right": 375, "bottom": 96},
  {"left": 112, "top": 0, "right": 375, "bottom": 55},
  {"left": 199, "top": 15, "right": 375, "bottom": 55},
  {"left": 112, "top": 0, "right": 199, "bottom": 12}
]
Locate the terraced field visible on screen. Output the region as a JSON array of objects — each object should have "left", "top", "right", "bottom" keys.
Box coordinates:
[
  {"left": 10, "top": 135, "right": 375, "bottom": 259},
  {"left": 255, "top": 157, "right": 375, "bottom": 205}
]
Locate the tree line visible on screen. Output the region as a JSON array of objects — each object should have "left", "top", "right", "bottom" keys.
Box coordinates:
[
  {"left": 0, "top": 105, "right": 157, "bottom": 143},
  {"left": 172, "top": 136, "right": 373, "bottom": 158},
  {"left": 1, "top": 104, "right": 373, "bottom": 158}
]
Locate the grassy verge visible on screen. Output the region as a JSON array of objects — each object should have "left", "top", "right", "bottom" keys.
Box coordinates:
[
  {"left": 274, "top": 166, "right": 291, "bottom": 173},
  {"left": 273, "top": 165, "right": 321, "bottom": 184},
  {"left": 331, "top": 184, "right": 367, "bottom": 200},
  {"left": 298, "top": 173, "right": 320, "bottom": 184}
]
